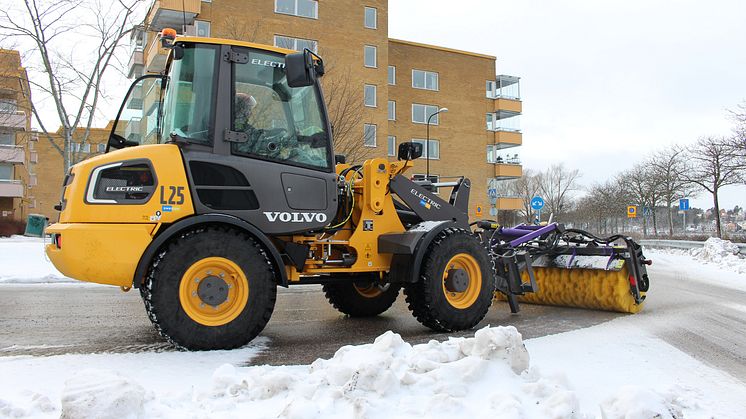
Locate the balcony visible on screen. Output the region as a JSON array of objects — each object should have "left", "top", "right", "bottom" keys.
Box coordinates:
[
  {"left": 496, "top": 196, "right": 523, "bottom": 211},
  {"left": 147, "top": 0, "right": 201, "bottom": 31},
  {"left": 493, "top": 162, "right": 522, "bottom": 180},
  {"left": 487, "top": 112, "right": 521, "bottom": 133},
  {"left": 128, "top": 49, "right": 144, "bottom": 78},
  {"left": 145, "top": 34, "right": 168, "bottom": 73},
  {"left": 494, "top": 98, "right": 522, "bottom": 114},
  {"left": 0, "top": 145, "right": 24, "bottom": 164},
  {"left": 0, "top": 180, "right": 23, "bottom": 198},
  {"left": 493, "top": 131, "right": 522, "bottom": 149},
  {"left": 124, "top": 118, "right": 142, "bottom": 142},
  {"left": 0, "top": 111, "right": 27, "bottom": 130},
  {"left": 487, "top": 75, "right": 521, "bottom": 100}
]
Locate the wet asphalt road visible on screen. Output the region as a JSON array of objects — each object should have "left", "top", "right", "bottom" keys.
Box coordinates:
[{"left": 1, "top": 261, "right": 745, "bottom": 383}]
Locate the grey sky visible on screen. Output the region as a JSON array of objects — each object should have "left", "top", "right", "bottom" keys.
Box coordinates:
[{"left": 389, "top": 0, "right": 746, "bottom": 209}]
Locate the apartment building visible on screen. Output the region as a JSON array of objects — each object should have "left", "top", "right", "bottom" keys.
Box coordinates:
[
  {"left": 131, "top": 0, "right": 524, "bottom": 218},
  {"left": 0, "top": 49, "right": 32, "bottom": 221}
]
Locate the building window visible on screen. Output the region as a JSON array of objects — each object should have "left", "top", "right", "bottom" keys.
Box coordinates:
[
  {"left": 412, "top": 173, "right": 439, "bottom": 194},
  {"left": 0, "top": 162, "right": 11, "bottom": 180},
  {"left": 72, "top": 142, "right": 91, "bottom": 153},
  {"left": 364, "top": 7, "right": 377, "bottom": 29},
  {"left": 388, "top": 66, "right": 396, "bottom": 85},
  {"left": 97, "top": 143, "right": 106, "bottom": 153},
  {"left": 388, "top": 100, "right": 396, "bottom": 120},
  {"left": 364, "top": 84, "right": 377, "bottom": 107},
  {"left": 412, "top": 69, "right": 438, "bottom": 91},
  {"left": 387, "top": 135, "right": 396, "bottom": 156},
  {"left": 0, "top": 99, "right": 17, "bottom": 113},
  {"left": 29, "top": 175, "right": 37, "bottom": 186},
  {"left": 412, "top": 103, "right": 440, "bottom": 125},
  {"left": 364, "top": 124, "right": 377, "bottom": 147},
  {"left": 274, "top": 0, "right": 318, "bottom": 19},
  {"left": 364, "top": 45, "right": 377, "bottom": 68},
  {"left": 411, "top": 139, "right": 439, "bottom": 159},
  {"left": 0, "top": 131, "right": 12, "bottom": 145},
  {"left": 195, "top": 20, "right": 210, "bottom": 37},
  {"left": 487, "top": 145, "right": 495, "bottom": 163},
  {"left": 486, "top": 80, "right": 497, "bottom": 99},
  {"left": 274, "top": 35, "right": 318, "bottom": 53}
]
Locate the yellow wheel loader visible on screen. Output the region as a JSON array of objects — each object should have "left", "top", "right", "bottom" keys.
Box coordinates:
[{"left": 45, "top": 32, "right": 651, "bottom": 350}]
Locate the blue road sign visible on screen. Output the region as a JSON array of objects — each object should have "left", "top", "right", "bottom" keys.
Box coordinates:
[
  {"left": 642, "top": 206, "right": 653, "bottom": 216},
  {"left": 530, "top": 196, "right": 545, "bottom": 211},
  {"left": 679, "top": 199, "right": 690, "bottom": 211}
]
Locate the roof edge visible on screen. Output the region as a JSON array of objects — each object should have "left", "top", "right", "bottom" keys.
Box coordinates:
[{"left": 388, "top": 38, "right": 496, "bottom": 60}]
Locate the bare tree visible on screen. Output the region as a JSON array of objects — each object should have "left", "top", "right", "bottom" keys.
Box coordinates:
[
  {"left": 0, "top": 0, "right": 143, "bottom": 172},
  {"left": 618, "top": 163, "right": 661, "bottom": 237},
  {"left": 683, "top": 136, "right": 744, "bottom": 238},
  {"left": 321, "top": 66, "right": 375, "bottom": 164},
  {"left": 536, "top": 163, "right": 580, "bottom": 219},
  {"left": 649, "top": 146, "right": 695, "bottom": 237},
  {"left": 499, "top": 169, "right": 540, "bottom": 223},
  {"left": 217, "top": 15, "right": 264, "bottom": 42}
]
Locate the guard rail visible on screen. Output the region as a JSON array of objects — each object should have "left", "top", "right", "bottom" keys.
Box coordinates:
[{"left": 639, "top": 239, "right": 746, "bottom": 255}]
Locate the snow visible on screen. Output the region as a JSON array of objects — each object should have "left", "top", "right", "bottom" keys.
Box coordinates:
[
  {"left": 1, "top": 325, "right": 745, "bottom": 418},
  {"left": 0, "top": 236, "right": 72, "bottom": 283},
  {"left": 645, "top": 238, "right": 746, "bottom": 292}
]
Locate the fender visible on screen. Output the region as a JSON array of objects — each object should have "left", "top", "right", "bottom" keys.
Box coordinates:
[
  {"left": 132, "top": 213, "right": 288, "bottom": 288},
  {"left": 383, "top": 220, "right": 461, "bottom": 283}
]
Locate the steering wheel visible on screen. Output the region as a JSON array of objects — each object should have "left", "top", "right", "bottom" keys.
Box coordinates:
[{"left": 261, "top": 128, "right": 289, "bottom": 152}]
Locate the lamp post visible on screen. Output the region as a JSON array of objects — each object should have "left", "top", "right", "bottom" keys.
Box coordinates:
[{"left": 426, "top": 107, "right": 448, "bottom": 179}]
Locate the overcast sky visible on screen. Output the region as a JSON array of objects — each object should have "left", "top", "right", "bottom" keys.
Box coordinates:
[{"left": 389, "top": 0, "right": 746, "bottom": 210}]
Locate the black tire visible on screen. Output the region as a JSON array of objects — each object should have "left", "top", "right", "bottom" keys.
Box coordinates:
[
  {"left": 322, "top": 278, "right": 401, "bottom": 317},
  {"left": 141, "top": 227, "right": 277, "bottom": 350},
  {"left": 403, "top": 228, "right": 495, "bottom": 332}
]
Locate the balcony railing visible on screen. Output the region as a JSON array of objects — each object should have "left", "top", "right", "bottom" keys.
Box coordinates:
[
  {"left": 0, "top": 179, "right": 23, "bottom": 197},
  {"left": 124, "top": 117, "right": 142, "bottom": 141},
  {"left": 128, "top": 48, "right": 144, "bottom": 78},
  {"left": 486, "top": 75, "right": 521, "bottom": 100},
  {"left": 0, "top": 111, "right": 28, "bottom": 130},
  {"left": 0, "top": 144, "right": 24, "bottom": 164},
  {"left": 145, "top": 33, "right": 168, "bottom": 73},
  {"left": 494, "top": 163, "right": 522, "bottom": 180},
  {"left": 147, "top": 0, "right": 201, "bottom": 31},
  {"left": 487, "top": 112, "right": 521, "bottom": 133}
]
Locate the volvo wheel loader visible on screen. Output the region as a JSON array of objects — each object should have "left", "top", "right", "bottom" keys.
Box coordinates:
[{"left": 45, "top": 31, "right": 651, "bottom": 350}]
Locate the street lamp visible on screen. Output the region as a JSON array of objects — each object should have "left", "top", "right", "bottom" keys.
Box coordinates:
[{"left": 426, "top": 107, "right": 448, "bottom": 179}]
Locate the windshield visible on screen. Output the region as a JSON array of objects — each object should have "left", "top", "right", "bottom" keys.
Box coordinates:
[
  {"left": 231, "top": 49, "right": 331, "bottom": 171},
  {"left": 160, "top": 44, "right": 218, "bottom": 144},
  {"left": 110, "top": 75, "right": 164, "bottom": 147}
]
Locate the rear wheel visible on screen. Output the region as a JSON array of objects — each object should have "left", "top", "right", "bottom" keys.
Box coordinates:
[
  {"left": 323, "top": 276, "right": 401, "bottom": 317},
  {"left": 404, "top": 229, "right": 495, "bottom": 332},
  {"left": 141, "top": 227, "right": 277, "bottom": 350}
]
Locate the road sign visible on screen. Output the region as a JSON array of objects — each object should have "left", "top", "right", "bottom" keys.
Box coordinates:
[
  {"left": 489, "top": 207, "right": 497, "bottom": 216},
  {"left": 679, "top": 199, "right": 690, "bottom": 211},
  {"left": 487, "top": 188, "right": 497, "bottom": 205},
  {"left": 475, "top": 205, "right": 483, "bottom": 218},
  {"left": 530, "top": 196, "right": 545, "bottom": 211},
  {"left": 627, "top": 205, "right": 637, "bottom": 218},
  {"left": 642, "top": 206, "right": 653, "bottom": 216}
]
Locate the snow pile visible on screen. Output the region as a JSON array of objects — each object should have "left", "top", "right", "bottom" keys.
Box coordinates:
[
  {"left": 0, "top": 235, "right": 72, "bottom": 283},
  {"left": 60, "top": 371, "right": 146, "bottom": 419},
  {"left": 688, "top": 238, "right": 746, "bottom": 274}
]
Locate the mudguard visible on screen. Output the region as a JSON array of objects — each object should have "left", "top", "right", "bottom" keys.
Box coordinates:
[
  {"left": 381, "top": 220, "right": 462, "bottom": 283},
  {"left": 132, "top": 213, "right": 288, "bottom": 288}
]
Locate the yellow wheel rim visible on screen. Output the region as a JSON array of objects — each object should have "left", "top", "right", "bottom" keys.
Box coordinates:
[
  {"left": 442, "top": 253, "right": 482, "bottom": 309},
  {"left": 179, "top": 257, "right": 249, "bottom": 326},
  {"left": 354, "top": 283, "right": 384, "bottom": 298}
]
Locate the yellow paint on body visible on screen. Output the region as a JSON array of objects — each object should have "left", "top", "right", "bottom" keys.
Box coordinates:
[
  {"left": 45, "top": 144, "right": 194, "bottom": 286},
  {"left": 45, "top": 223, "right": 156, "bottom": 287}
]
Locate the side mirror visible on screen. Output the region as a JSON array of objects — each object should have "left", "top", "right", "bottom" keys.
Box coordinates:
[
  {"left": 398, "top": 142, "right": 423, "bottom": 161},
  {"left": 107, "top": 133, "right": 138, "bottom": 152},
  {"left": 286, "top": 49, "right": 321, "bottom": 88}
]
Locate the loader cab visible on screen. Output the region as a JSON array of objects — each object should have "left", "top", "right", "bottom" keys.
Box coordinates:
[{"left": 108, "top": 37, "right": 338, "bottom": 234}]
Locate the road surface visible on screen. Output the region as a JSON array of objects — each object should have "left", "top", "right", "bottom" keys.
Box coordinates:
[{"left": 1, "top": 262, "right": 745, "bottom": 382}]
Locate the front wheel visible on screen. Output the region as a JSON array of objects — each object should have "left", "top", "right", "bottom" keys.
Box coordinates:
[
  {"left": 141, "top": 227, "right": 277, "bottom": 350},
  {"left": 404, "top": 229, "right": 495, "bottom": 332}
]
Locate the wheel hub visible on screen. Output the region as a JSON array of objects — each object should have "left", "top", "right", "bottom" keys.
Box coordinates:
[
  {"left": 197, "top": 275, "right": 230, "bottom": 307},
  {"left": 444, "top": 268, "right": 469, "bottom": 293}
]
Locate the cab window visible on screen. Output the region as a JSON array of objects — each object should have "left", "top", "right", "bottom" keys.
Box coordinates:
[{"left": 231, "top": 49, "right": 331, "bottom": 171}]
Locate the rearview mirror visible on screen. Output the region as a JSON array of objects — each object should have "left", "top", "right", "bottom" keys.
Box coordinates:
[
  {"left": 286, "top": 49, "right": 321, "bottom": 88},
  {"left": 398, "top": 142, "right": 423, "bottom": 161}
]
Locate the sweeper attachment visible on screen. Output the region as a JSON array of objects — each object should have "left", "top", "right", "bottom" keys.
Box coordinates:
[{"left": 475, "top": 221, "right": 651, "bottom": 314}]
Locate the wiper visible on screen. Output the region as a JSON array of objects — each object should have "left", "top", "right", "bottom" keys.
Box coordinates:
[{"left": 169, "top": 128, "right": 190, "bottom": 143}]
